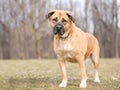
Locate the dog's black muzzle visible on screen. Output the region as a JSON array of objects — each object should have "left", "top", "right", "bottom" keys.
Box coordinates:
[{"left": 53, "top": 23, "right": 65, "bottom": 35}]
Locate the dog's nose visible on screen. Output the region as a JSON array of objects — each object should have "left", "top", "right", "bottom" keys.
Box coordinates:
[{"left": 56, "top": 25, "right": 62, "bottom": 30}]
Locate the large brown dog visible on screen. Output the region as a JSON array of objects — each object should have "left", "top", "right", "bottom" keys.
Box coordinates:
[{"left": 46, "top": 10, "right": 100, "bottom": 88}]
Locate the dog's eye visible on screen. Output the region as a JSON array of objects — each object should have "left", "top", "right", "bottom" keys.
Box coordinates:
[
  {"left": 52, "top": 17, "right": 58, "bottom": 22},
  {"left": 62, "top": 18, "right": 67, "bottom": 24}
]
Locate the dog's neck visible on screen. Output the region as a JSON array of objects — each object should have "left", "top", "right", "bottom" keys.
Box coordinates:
[{"left": 59, "top": 32, "right": 70, "bottom": 39}]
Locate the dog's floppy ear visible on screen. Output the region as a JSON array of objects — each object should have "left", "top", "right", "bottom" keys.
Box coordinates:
[
  {"left": 66, "top": 12, "right": 75, "bottom": 23},
  {"left": 46, "top": 10, "right": 55, "bottom": 19}
]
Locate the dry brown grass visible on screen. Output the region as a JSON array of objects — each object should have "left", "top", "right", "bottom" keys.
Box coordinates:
[{"left": 0, "top": 59, "right": 120, "bottom": 90}]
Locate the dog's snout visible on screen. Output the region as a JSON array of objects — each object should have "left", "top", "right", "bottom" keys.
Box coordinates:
[
  {"left": 56, "top": 25, "right": 62, "bottom": 30},
  {"left": 53, "top": 23, "right": 65, "bottom": 35}
]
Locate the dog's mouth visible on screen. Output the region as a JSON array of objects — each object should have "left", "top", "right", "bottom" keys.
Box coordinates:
[{"left": 53, "top": 23, "right": 65, "bottom": 35}]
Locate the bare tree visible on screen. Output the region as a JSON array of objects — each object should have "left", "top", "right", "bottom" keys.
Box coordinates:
[
  {"left": 0, "top": 0, "right": 119, "bottom": 59},
  {"left": 91, "top": 0, "right": 119, "bottom": 58}
]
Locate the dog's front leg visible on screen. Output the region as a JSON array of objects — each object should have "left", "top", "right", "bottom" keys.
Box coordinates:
[
  {"left": 58, "top": 59, "right": 67, "bottom": 87},
  {"left": 77, "top": 56, "right": 87, "bottom": 88}
]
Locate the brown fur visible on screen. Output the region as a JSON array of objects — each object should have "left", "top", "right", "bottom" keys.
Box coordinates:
[{"left": 47, "top": 10, "right": 100, "bottom": 88}]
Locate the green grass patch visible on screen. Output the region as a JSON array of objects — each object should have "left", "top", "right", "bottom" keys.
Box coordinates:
[{"left": 0, "top": 59, "right": 120, "bottom": 90}]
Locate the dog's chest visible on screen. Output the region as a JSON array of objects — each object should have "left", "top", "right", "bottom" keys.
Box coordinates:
[
  {"left": 63, "top": 40, "right": 74, "bottom": 51},
  {"left": 57, "top": 39, "right": 73, "bottom": 52},
  {"left": 55, "top": 39, "right": 75, "bottom": 60}
]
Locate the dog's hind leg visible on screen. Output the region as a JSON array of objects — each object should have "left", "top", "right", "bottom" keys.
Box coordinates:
[{"left": 91, "top": 49, "right": 100, "bottom": 83}]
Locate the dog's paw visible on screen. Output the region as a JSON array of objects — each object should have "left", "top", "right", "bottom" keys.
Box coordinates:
[
  {"left": 94, "top": 77, "right": 100, "bottom": 83},
  {"left": 80, "top": 80, "right": 87, "bottom": 88},
  {"left": 59, "top": 80, "right": 67, "bottom": 87}
]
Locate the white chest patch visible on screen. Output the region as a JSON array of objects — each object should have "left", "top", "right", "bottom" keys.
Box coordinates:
[
  {"left": 56, "top": 39, "right": 75, "bottom": 59},
  {"left": 63, "top": 41, "right": 74, "bottom": 51},
  {"left": 55, "top": 38, "right": 77, "bottom": 62}
]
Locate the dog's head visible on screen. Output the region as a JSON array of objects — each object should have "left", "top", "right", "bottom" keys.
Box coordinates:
[{"left": 46, "top": 10, "right": 75, "bottom": 36}]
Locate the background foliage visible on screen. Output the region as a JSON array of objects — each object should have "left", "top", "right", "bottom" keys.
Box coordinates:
[{"left": 0, "top": 0, "right": 120, "bottom": 59}]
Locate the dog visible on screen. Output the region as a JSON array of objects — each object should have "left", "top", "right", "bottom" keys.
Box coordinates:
[{"left": 46, "top": 10, "right": 100, "bottom": 88}]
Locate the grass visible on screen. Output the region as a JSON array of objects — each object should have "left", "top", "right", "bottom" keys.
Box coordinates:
[{"left": 0, "top": 59, "right": 120, "bottom": 90}]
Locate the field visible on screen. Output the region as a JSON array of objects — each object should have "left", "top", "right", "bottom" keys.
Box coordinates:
[{"left": 0, "top": 59, "right": 120, "bottom": 90}]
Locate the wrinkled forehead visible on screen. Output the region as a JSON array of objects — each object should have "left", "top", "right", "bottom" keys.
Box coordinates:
[{"left": 51, "top": 10, "right": 69, "bottom": 20}]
